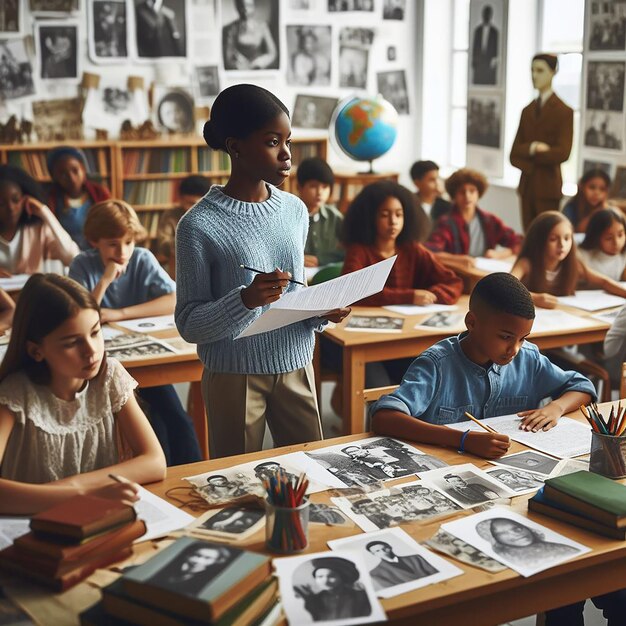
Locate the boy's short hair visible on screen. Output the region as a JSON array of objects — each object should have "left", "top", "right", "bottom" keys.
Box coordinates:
[
  {"left": 445, "top": 168, "right": 488, "bottom": 198},
  {"left": 179, "top": 175, "right": 212, "bottom": 198},
  {"left": 296, "top": 157, "right": 335, "bottom": 188},
  {"left": 84, "top": 199, "right": 147, "bottom": 243},
  {"left": 470, "top": 273, "right": 536, "bottom": 320},
  {"left": 410, "top": 160, "right": 439, "bottom": 181}
]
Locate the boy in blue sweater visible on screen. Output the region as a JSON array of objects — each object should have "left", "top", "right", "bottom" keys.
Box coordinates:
[{"left": 371, "top": 272, "right": 596, "bottom": 459}]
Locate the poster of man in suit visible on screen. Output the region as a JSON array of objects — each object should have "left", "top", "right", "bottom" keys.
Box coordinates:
[{"left": 469, "top": 0, "right": 504, "bottom": 87}]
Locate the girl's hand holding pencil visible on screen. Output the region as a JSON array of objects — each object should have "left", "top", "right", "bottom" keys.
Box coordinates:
[{"left": 241, "top": 268, "right": 292, "bottom": 309}]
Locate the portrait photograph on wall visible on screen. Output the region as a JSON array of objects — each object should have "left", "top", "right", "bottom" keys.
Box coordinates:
[
  {"left": 194, "top": 65, "right": 220, "bottom": 97},
  {"left": 586, "top": 61, "right": 625, "bottom": 112},
  {"left": 467, "top": 92, "right": 502, "bottom": 148},
  {"left": 286, "top": 25, "right": 331, "bottom": 86},
  {"left": 338, "top": 27, "right": 374, "bottom": 89},
  {"left": 135, "top": 0, "right": 186, "bottom": 58},
  {"left": 89, "top": 0, "right": 128, "bottom": 62},
  {"left": 221, "top": 0, "right": 280, "bottom": 71},
  {"left": 292, "top": 94, "right": 338, "bottom": 129},
  {"left": 0, "top": 0, "right": 19, "bottom": 33},
  {"left": 0, "top": 38, "right": 35, "bottom": 100},
  {"left": 153, "top": 86, "right": 195, "bottom": 134},
  {"left": 588, "top": 0, "right": 626, "bottom": 51},
  {"left": 469, "top": 0, "right": 505, "bottom": 87},
  {"left": 377, "top": 70, "right": 409, "bottom": 114},
  {"left": 36, "top": 21, "right": 79, "bottom": 80}
]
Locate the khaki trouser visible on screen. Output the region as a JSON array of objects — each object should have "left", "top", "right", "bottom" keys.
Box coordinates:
[
  {"left": 520, "top": 192, "right": 561, "bottom": 232},
  {"left": 201, "top": 362, "right": 323, "bottom": 459}
]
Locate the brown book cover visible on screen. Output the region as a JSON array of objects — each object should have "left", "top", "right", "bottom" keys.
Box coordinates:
[
  {"left": 0, "top": 545, "right": 133, "bottom": 592},
  {"left": 15, "top": 519, "right": 146, "bottom": 562},
  {"left": 30, "top": 494, "right": 136, "bottom": 540}
]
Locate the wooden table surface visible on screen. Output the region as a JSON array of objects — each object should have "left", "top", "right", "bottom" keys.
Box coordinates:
[
  {"left": 146, "top": 404, "right": 626, "bottom": 626},
  {"left": 319, "top": 295, "right": 612, "bottom": 435}
]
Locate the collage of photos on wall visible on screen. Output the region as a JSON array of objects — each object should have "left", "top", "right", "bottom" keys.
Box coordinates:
[
  {"left": 582, "top": 0, "right": 626, "bottom": 193},
  {"left": 466, "top": 0, "right": 508, "bottom": 178},
  {"left": 0, "top": 0, "right": 413, "bottom": 143}
]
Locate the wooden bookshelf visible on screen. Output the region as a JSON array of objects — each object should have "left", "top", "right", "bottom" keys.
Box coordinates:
[{"left": 331, "top": 171, "right": 400, "bottom": 213}]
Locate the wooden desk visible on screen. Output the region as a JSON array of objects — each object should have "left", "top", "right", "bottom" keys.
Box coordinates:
[
  {"left": 110, "top": 327, "right": 208, "bottom": 459},
  {"left": 319, "top": 296, "right": 612, "bottom": 434},
  {"left": 145, "top": 406, "right": 626, "bottom": 626}
]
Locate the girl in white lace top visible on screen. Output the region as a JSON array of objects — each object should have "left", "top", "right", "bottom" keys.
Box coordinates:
[{"left": 0, "top": 274, "right": 166, "bottom": 515}]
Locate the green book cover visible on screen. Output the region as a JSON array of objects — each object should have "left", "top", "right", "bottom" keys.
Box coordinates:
[{"left": 545, "top": 471, "right": 626, "bottom": 516}]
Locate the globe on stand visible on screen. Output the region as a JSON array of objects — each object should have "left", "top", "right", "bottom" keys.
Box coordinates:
[{"left": 331, "top": 95, "right": 399, "bottom": 174}]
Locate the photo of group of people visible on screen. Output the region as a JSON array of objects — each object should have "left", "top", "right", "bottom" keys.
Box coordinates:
[
  {"left": 187, "top": 506, "right": 266, "bottom": 540},
  {"left": 0, "top": 38, "right": 35, "bottom": 100},
  {"left": 588, "top": 0, "right": 626, "bottom": 51}
]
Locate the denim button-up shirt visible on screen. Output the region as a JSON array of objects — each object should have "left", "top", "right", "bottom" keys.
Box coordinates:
[{"left": 372, "top": 333, "right": 596, "bottom": 425}]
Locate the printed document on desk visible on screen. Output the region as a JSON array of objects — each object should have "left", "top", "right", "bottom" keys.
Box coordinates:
[
  {"left": 237, "top": 256, "right": 396, "bottom": 338},
  {"left": 474, "top": 257, "right": 514, "bottom": 273},
  {"left": 558, "top": 290, "right": 626, "bottom": 312},
  {"left": 447, "top": 415, "right": 591, "bottom": 458}
]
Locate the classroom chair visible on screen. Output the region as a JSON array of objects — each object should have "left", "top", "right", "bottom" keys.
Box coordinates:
[{"left": 310, "top": 262, "right": 343, "bottom": 285}]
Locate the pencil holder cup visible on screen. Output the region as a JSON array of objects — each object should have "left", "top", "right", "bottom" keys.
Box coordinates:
[
  {"left": 265, "top": 497, "right": 310, "bottom": 554},
  {"left": 590, "top": 431, "right": 626, "bottom": 479}
]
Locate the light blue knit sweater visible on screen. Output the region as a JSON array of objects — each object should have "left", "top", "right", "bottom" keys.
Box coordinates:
[{"left": 175, "top": 184, "right": 322, "bottom": 375}]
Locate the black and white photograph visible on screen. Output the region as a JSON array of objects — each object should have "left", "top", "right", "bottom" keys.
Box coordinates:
[
  {"left": 339, "top": 27, "right": 373, "bottom": 89},
  {"left": 387, "top": 46, "right": 396, "bottom": 61},
  {"left": 292, "top": 94, "right": 338, "bottom": 129},
  {"left": 147, "top": 540, "right": 238, "bottom": 596},
  {"left": 0, "top": 0, "right": 19, "bottom": 33},
  {"left": 221, "top": 0, "right": 279, "bottom": 71},
  {"left": 32, "top": 97, "right": 83, "bottom": 141},
  {"left": 0, "top": 39, "right": 35, "bottom": 100},
  {"left": 345, "top": 315, "right": 403, "bottom": 333},
  {"left": 305, "top": 436, "right": 443, "bottom": 487},
  {"left": 187, "top": 506, "right": 265, "bottom": 540},
  {"left": 36, "top": 22, "right": 78, "bottom": 80},
  {"left": 106, "top": 340, "right": 178, "bottom": 362},
  {"left": 83, "top": 85, "right": 135, "bottom": 135},
  {"left": 290, "top": 0, "right": 312, "bottom": 8},
  {"left": 194, "top": 65, "right": 220, "bottom": 98},
  {"left": 588, "top": 0, "right": 626, "bottom": 51},
  {"left": 102, "top": 86, "right": 131, "bottom": 115},
  {"left": 467, "top": 92, "right": 502, "bottom": 148},
  {"left": 377, "top": 70, "right": 409, "bottom": 115},
  {"left": 383, "top": 0, "right": 405, "bottom": 20},
  {"left": 135, "top": 0, "right": 186, "bottom": 58},
  {"left": 469, "top": 0, "right": 505, "bottom": 87},
  {"left": 417, "top": 463, "right": 515, "bottom": 507},
  {"left": 424, "top": 529, "right": 508, "bottom": 573},
  {"left": 104, "top": 331, "right": 150, "bottom": 350},
  {"left": 586, "top": 61, "right": 625, "bottom": 112},
  {"left": 328, "top": 0, "right": 374, "bottom": 11},
  {"left": 331, "top": 481, "right": 462, "bottom": 532},
  {"left": 582, "top": 159, "right": 612, "bottom": 176},
  {"left": 416, "top": 311, "right": 465, "bottom": 329},
  {"left": 328, "top": 528, "right": 462, "bottom": 598},
  {"left": 153, "top": 86, "right": 195, "bottom": 134},
  {"left": 309, "top": 503, "right": 350, "bottom": 526},
  {"left": 490, "top": 450, "right": 560, "bottom": 477},
  {"left": 546, "top": 458, "right": 589, "bottom": 479},
  {"left": 585, "top": 110, "right": 624, "bottom": 151},
  {"left": 29, "top": 0, "right": 77, "bottom": 12},
  {"left": 441, "top": 508, "right": 590, "bottom": 577},
  {"left": 611, "top": 165, "right": 626, "bottom": 199},
  {"left": 274, "top": 550, "right": 386, "bottom": 625},
  {"left": 286, "top": 25, "right": 331, "bottom": 86},
  {"left": 88, "top": 0, "right": 128, "bottom": 62},
  {"left": 485, "top": 467, "right": 544, "bottom": 495}
]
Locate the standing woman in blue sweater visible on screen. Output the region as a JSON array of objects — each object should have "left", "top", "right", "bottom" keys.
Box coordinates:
[{"left": 175, "top": 84, "right": 349, "bottom": 458}]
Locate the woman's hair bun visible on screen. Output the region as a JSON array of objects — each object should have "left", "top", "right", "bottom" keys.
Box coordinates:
[{"left": 203, "top": 119, "right": 224, "bottom": 151}]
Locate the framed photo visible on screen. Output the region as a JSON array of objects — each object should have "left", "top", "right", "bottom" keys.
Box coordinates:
[
  {"left": 0, "top": 38, "right": 35, "bottom": 99},
  {"left": 469, "top": 0, "right": 505, "bottom": 87},
  {"left": 194, "top": 65, "right": 220, "bottom": 98},
  {"left": 88, "top": 0, "right": 128, "bottom": 63},
  {"left": 36, "top": 20, "right": 79, "bottom": 80},
  {"left": 339, "top": 27, "right": 373, "bottom": 89},
  {"left": 221, "top": 0, "right": 279, "bottom": 71},
  {"left": 582, "top": 159, "right": 612, "bottom": 176},
  {"left": 32, "top": 97, "right": 83, "bottom": 141},
  {"left": 467, "top": 92, "right": 502, "bottom": 148},
  {"left": 134, "top": 0, "right": 186, "bottom": 58},
  {"left": 588, "top": 0, "right": 626, "bottom": 51},
  {"left": 328, "top": 0, "right": 374, "bottom": 11},
  {"left": 376, "top": 70, "right": 409, "bottom": 114},
  {"left": 586, "top": 61, "right": 625, "bottom": 112},
  {"left": 286, "top": 25, "right": 331, "bottom": 86},
  {"left": 29, "top": 0, "right": 78, "bottom": 13},
  {"left": 153, "top": 86, "right": 195, "bottom": 134},
  {"left": 383, "top": 0, "right": 405, "bottom": 20},
  {"left": 0, "top": 0, "right": 20, "bottom": 34},
  {"left": 292, "top": 94, "right": 338, "bottom": 129},
  {"left": 584, "top": 110, "right": 624, "bottom": 151}
]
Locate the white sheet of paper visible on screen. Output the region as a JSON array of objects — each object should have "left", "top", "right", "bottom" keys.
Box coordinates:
[
  {"left": 305, "top": 266, "right": 320, "bottom": 282},
  {"left": 557, "top": 290, "right": 626, "bottom": 312},
  {"left": 0, "top": 517, "right": 30, "bottom": 550},
  {"left": 593, "top": 308, "right": 621, "bottom": 324},
  {"left": 116, "top": 314, "right": 177, "bottom": 333},
  {"left": 0, "top": 274, "right": 30, "bottom": 291},
  {"left": 133, "top": 486, "right": 194, "bottom": 542},
  {"left": 474, "top": 257, "right": 514, "bottom": 273},
  {"left": 441, "top": 508, "right": 590, "bottom": 578},
  {"left": 383, "top": 304, "right": 457, "bottom": 316},
  {"left": 102, "top": 325, "right": 124, "bottom": 341},
  {"left": 446, "top": 415, "right": 592, "bottom": 458},
  {"left": 237, "top": 256, "right": 396, "bottom": 339},
  {"left": 530, "top": 309, "right": 598, "bottom": 334}
]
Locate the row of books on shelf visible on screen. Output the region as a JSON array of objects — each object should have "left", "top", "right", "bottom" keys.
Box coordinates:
[
  {"left": 123, "top": 149, "right": 191, "bottom": 175},
  {"left": 138, "top": 210, "right": 164, "bottom": 240},
  {"left": 124, "top": 181, "right": 178, "bottom": 206},
  {"left": 7, "top": 149, "right": 110, "bottom": 180},
  {"left": 290, "top": 142, "right": 324, "bottom": 164},
  {"left": 198, "top": 148, "right": 231, "bottom": 172}
]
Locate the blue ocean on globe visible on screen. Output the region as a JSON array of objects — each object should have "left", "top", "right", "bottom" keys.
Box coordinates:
[{"left": 333, "top": 96, "right": 399, "bottom": 162}]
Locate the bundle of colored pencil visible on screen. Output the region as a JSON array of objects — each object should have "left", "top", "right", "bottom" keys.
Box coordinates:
[
  {"left": 262, "top": 469, "right": 309, "bottom": 553},
  {"left": 581, "top": 402, "right": 626, "bottom": 477}
]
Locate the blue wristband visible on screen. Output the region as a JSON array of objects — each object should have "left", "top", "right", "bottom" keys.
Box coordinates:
[{"left": 458, "top": 429, "right": 471, "bottom": 454}]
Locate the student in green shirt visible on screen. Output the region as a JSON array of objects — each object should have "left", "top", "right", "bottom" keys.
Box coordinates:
[{"left": 297, "top": 158, "right": 345, "bottom": 268}]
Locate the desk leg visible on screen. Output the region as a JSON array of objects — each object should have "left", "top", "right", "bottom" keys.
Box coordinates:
[
  {"left": 342, "top": 346, "right": 365, "bottom": 434},
  {"left": 313, "top": 335, "right": 322, "bottom": 409},
  {"left": 187, "top": 381, "right": 209, "bottom": 460}
]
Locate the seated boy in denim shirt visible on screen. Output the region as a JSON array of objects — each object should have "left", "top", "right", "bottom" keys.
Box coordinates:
[{"left": 371, "top": 273, "right": 596, "bottom": 460}]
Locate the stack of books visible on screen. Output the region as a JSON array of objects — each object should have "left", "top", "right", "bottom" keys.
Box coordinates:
[
  {"left": 0, "top": 495, "right": 145, "bottom": 591},
  {"left": 528, "top": 470, "right": 626, "bottom": 539},
  {"left": 80, "top": 536, "right": 282, "bottom": 626}
]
